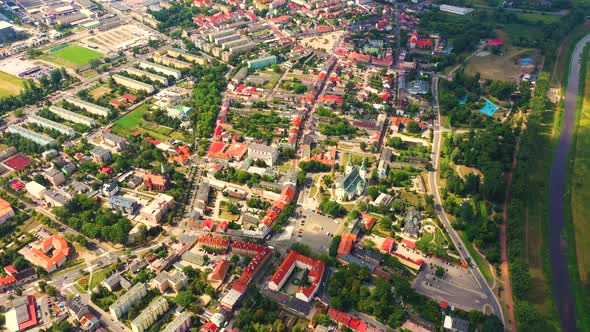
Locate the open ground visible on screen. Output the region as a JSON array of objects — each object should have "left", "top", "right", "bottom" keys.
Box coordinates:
[
  {"left": 111, "top": 103, "right": 184, "bottom": 141},
  {"left": 0, "top": 71, "right": 24, "bottom": 97},
  {"left": 465, "top": 46, "right": 537, "bottom": 82}
]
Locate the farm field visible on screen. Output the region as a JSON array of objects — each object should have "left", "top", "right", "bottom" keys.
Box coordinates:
[
  {"left": 0, "top": 71, "right": 24, "bottom": 97},
  {"left": 111, "top": 104, "right": 183, "bottom": 141},
  {"left": 43, "top": 44, "right": 103, "bottom": 68}
]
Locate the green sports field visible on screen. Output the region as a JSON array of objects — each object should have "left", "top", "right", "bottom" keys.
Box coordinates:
[
  {"left": 112, "top": 104, "right": 184, "bottom": 141},
  {"left": 47, "top": 44, "right": 103, "bottom": 67},
  {"left": 0, "top": 71, "right": 24, "bottom": 97}
]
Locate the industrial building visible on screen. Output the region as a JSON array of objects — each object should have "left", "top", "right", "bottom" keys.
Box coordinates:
[
  {"left": 7, "top": 125, "right": 56, "bottom": 146},
  {"left": 65, "top": 97, "right": 110, "bottom": 117},
  {"left": 112, "top": 74, "right": 155, "bottom": 93},
  {"left": 109, "top": 282, "right": 148, "bottom": 320},
  {"left": 48, "top": 106, "right": 96, "bottom": 127},
  {"left": 130, "top": 296, "right": 169, "bottom": 332},
  {"left": 439, "top": 4, "right": 474, "bottom": 15},
  {"left": 126, "top": 67, "right": 169, "bottom": 85},
  {"left": 138, "top": 61, "right": 182, "bottom": 79},
  {"left": 28, "top": 114, "right": 76, "bottom": 137},
  {"left": 247, "top": 55, "right": 277, "bottom": 70}
]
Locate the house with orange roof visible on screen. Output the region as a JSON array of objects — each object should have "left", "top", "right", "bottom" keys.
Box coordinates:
[
  {"left": 210, "top": 259, "right": 230, "bottom": 282},
  {"left": 0, "top": 197, "right": 15, "bottom": 225},
  {"left": 337, "top": 233, "right": 356, "bottom": 257}
]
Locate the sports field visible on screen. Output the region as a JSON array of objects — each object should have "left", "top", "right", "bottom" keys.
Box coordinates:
[
  {"left": 112, "top": 104, "right": 183, "bottom": 141},
  {"left": 0, "top": 71, "right": 24, "bottom": 97},
  {"left": 46, "top": 44, "right": 103, "bottom": 68}
]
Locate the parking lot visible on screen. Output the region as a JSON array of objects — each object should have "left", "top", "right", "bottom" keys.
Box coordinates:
[
  {"left": 411, "top": 250, "right": 489, "bottom": 312},
  {"left": 294, "top": 209, "right": 344, "bottom": 254}
]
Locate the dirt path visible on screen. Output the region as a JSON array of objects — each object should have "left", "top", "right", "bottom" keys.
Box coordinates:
[{"left": 501, "top": 127, "right": 522, "bottom": 332}]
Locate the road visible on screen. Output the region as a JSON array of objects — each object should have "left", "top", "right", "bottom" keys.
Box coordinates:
[
  {"left": 547, "top": 33, "right": 590, "bottom": 332},
  {"left": 428, "top": 77, "right": 504, "bottom": 323}
]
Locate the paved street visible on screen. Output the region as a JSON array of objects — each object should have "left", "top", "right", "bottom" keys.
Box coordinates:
[{"left": 427, "top": 77, "right": 504, "bottom": 321}]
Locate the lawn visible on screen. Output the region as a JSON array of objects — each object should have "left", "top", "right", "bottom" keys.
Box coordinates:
[
  {"left": 44, "top": 44, "right": 103, "bottom": 68},
  {"left": 112, "top": 104, "right": 184, "bottom": 141},
  {"left": 0, "top": 71, "right": 24, "bottom": 97},
  {"left": 459, "top": 231, "right": 493, "bottom": 284},
  {"left": 76, "top": 266, "right": 115, "bottom": 292}
]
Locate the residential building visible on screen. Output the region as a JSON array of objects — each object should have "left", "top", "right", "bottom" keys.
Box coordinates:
[
  {"left": 443, "top": 316, "right": 470, "bottom": 332},
  {"left": 25, "top": 181, "right": 47, "bottom": 199},
  {"left": 371, "top": 193, "right": 393, "bottom": 208},
  {"left": 44, "top": 167, "right": 66, "bottom": 186},
  {"left": 102, "top": 183, "right": 119, "bottom": 197},
  {"left": 131, "top": 296, "right": 169, "bottom": 332},
  {"left": 109, "top": 196, "right": 138, "bottom": 215},
  {"left": 166, "top": 48, "right": 208, "bottom": 65},
  {"left": 0, "top": 267, "right": 37, "bottom": 293},
  {"left": 95, "top": 131, "right": 128, "bottom": 152},
  {"left": 4, "top": 296, "right": 38, "bottom": 332},
  {"left": 268, "top": 250, "right": 325, "bottom": 302},
  {"left": 102, "top": 272, "right": 131, "bottom": 292},
  {"left": 48, "top": 106, "right": 96, "bottom": 127},
  {"left": 79, "top": 313, "right": 101, "bottom": 331},
  {"left": 109, "top": 282, "right": 148, "bottom": 320},
  {"left": 112, "top": 74, "right": 155, "bottom": 93},
  {"left": 228, "top": 42, "right": 256, "bottom": 56},
  {"left": 138, "top": 61, "right": 182, "bottom": 79},
  {"left": 153, "top": 54, "right": 193, "bottom": 69},
  {"left": 162, "top": 312, "right": 192, "bottom": 332},
  {"left": 247, "top": 55, "right": 277, "bottom": 70},
  {"left": 65, "top": 97, "right": 110, "bottom": 117},
  {"left": 7, "top": 125, "right": 56, "bottom": 146},
  {"left": 28, "top": 114, "right": 75, "bottom": 137},
  {"left": 144, "top": 173, "right": 169, "bottom": 191},
  {"left": 91, "top": 146, "right": 112, "bottom": 163},
  {"left": 197, "top": 235, "right": 230, "bottom": 252},
  {"left": 19, "top": 234, "right": 69, "bottom": 272},
  {"left": 126, "top": 67, "right": 169, "bottom": 85},
  {"left": 210, "top": 259, "right": 230, "bottom": 282},
  {"left": 65, "top": 296, "right": 90, "bottom": 320},
  {"left": 195, "top": 182, "right": 210, "bottom": 214},
  {"left": 140, "top": 193, "right": 175, "bottom": 224},
  {"left": 248, "top": 143, "right": 278, "bottom": 166},
  {"left": 328, "top": 308, "right": 383, "bottom": 332},
  {"left": 0, "top": 197, "right": 15, "bottom": 224},
  {"left": 43, "top": 190, "right": 69, "bottom": 207},
  {"left": 154, "top": 270, "right": 188, "bottom": 293}
]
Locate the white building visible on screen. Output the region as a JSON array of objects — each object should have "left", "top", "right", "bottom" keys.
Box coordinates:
[
  {"left": 109, "top": 283, "right": 147, "bottom": 320},
  {"left": 439, "top": 4, "right": 474, "bottom": 15},
  {"left": 48, "top": 106, "right": 96, "bottom": 127},
  {"left": 65, "top": 97, "right": 110, "bottom": 117},
  {"left": 247, "top": 143, "right": 278, "bottom": 166},
  {"left": 28, "top": 114, "right": 75, "bottom": 137},
  {"left": 25, "top": 181, "right": 47, "bottom": 200}
]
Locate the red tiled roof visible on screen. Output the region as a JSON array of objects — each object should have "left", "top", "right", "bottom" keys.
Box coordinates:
[
  {"left": 401, "top": 239, "right": 415, "bottom": 249},
  {"left": 337, "top": 233, "right": 356, "bottom": 256},
  {"left": 361, "top": 213, "right": 376, "bottom": 230},
  {"left": 380, "top": 238, "right": 396, "bottom": 253},
  {"left": 211, "top": 259, "right": 230, "bottom": 281}
]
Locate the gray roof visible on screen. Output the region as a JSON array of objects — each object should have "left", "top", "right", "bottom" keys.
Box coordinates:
[
  {"left": 248, "top": 142, "right": 276, "bottom": 154},
  {"left": 109, "top": 196, "right": 137, "bottom": 209}
]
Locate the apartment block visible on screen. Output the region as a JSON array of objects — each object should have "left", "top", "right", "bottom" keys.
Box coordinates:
[
  {"left": 207, "top": 29, "right": 236, "bottom": 42},
  {"left": 112, "top": 74, "right": 155, "bottom": 93},
  {"left": 166, "top": 48, "right": 207, "bottom": 65},
  {"left": 153, "top": 54, "right": 193, "bottom": 69},
  {"left": 130, "top": 296, "right": 169, "bottom": 332},
  {"left": 109, "top": 282, "right": 147, "bottom": 320},
  {"left": 138, "top": 61, "right": 182, "bottom": 79},
  {"left": 221, "top": 37, "right": 249, "bottom": 50},
  {"left": 126, "top": 67, "right": 169, "bottom": 85},
  {"left": 162, "top": 312, "right": 191, "bottom": 332},
  {"left": 28, "top": 114, "right": 75, "bottom": 137},
  {"left": 229, "top": 42, "right": 256, "bottom": 55},
  {"left": 48, "top": 106, "right": 96, "bottom": 127},
  {"left": 7, "top": 125, "right": 56, "bottom": 146},
  {"left": 65, "top": 97, "right": 110, "bottom": 117}
]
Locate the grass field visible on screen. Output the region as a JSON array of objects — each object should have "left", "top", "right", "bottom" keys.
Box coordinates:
[
  {"left": 44, "top": 45, "right": 103, "bottom": 68},
  {"left": 571, "top": 49, "right": 590, "bottom": 286},
  {"left": 0, "top": 71, "right": 24, "bottom": 97},
  {"left": 112, "top": 104, "right": 183, "bottom": 141}
]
